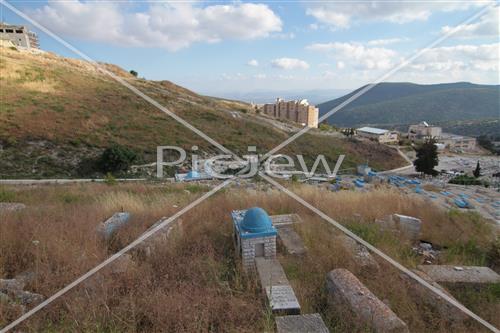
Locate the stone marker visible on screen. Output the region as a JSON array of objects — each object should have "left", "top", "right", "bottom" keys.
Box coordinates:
[
  {"left": 265, "top": 285, "right": 301, "bottom": 315},
  {"left": 255, "top": 257, "right": 300, "bottom": 314},
  {"left": 12, "top": 290, "right": 44, "bottom": 306},
  {"left": 275, "top": 313, "right": 329, "bottom": 333},
  {"left": 375, "top": 214, "right": 421, "bottom": 241},
  {"left": 0, "top": 203, "right": 26, "bottom": 212},
  {"left": 401, "top": 270, "right": 468, "bottom": 324},
  {"left": 0, "top": 279, "right": 24, "bottom": 292},
  {"left": 335, "top": 235, "right": 379, "bottom": 272},
  {"left": 97, "top": 212, "right": 131, "bottom": 240},
  {"left": 277, "top": 226, "right": 307, "bottom": 255},
  {"left": 417, "top": 265, "right": 500, "bottom": 285},
  {"left": 326, "top": 269, "right": 409, "bottom": 333}
]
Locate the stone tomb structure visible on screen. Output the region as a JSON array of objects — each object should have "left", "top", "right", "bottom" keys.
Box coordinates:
[{"left": 231, "top": 208, "right": 277, "bottom": 270}]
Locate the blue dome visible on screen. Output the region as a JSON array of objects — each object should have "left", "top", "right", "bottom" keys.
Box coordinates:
[
  {"left": 186, "top": 170, "right": 200, "bottom": 179},
  {"left": 241, "top": 207, "right": 273, "bottom": 233}
]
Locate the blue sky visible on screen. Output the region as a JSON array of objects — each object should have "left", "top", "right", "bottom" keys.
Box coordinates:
[{"left": 2, "top": 1, "right": 499, "bottom": 95}]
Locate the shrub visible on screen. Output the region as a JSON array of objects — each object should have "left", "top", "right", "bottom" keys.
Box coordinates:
[
  {"left": 104, "top": 172, "right": 117, "bottom": 185},
  {"left": 0, "top": 187, "right": 16, "bottom": 202},
  {"left": 129, "top": 70, "right": 138, "bottom": 77},
  {"left": 449, "top": 175, "right": 486, "bottom": 186},
  {"left": 98, "top": 145, "right": 138, "bottom": 173}
]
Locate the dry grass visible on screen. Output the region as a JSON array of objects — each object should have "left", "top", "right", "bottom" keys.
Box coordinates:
[{"left": 0, "top": 182, "right": 498, "bottom": 332}]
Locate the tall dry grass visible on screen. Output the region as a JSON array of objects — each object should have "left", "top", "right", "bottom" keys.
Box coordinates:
[{"left": 0, "top": 182, "right": 498, "bottom": 332}]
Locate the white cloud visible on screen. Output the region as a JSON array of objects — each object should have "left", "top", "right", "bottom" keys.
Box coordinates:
[
  {"left": 406, "top": 43, "right": 499, "bottom": 72},
  {"left": 306, "top": 42, "right": 397, "bottom": 70},
  {"left": 247, "top": 59, "right": 259, "bottom": 67},
  {"left": 31, "top": 1, "right": 282, "bottom": 51},
  {"left": 306, "top": 1, "right": 486, "bottom": 29},
  {"left": 271, "top": 58, "right": 310, "bottom": 70},
  {"left": 367, "top": 37, "right": 409, "bottom": 46},
  {"left": 253, "top": 73, "right": 267, "bottom": 79},
  {"left": 336, "top": 61, "right": 346, "bottom": 69},
  {"left": 441, "top": 5, "right": 499, "bottom": 38}
]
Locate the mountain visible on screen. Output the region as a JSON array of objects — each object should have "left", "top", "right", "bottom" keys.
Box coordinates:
[
  {"left": 0, "top": 47, "right": 404, "bottom": 178},
  {"left": 318, "top": 82, "right": 500, "bottom": 128}
]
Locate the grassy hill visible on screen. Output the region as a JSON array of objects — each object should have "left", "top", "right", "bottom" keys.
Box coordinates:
[
  {"left": 0, "top": 47, "right": 404, "bottom": 178},
  {"left": 318, "top": 82, "right": 500, "bottom": 128}
]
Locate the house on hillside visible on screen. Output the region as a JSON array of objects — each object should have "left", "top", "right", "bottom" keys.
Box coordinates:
[
  {"left": 356, "top": 127, "right": 398, "bottom": 144},
  {"left": 0, "top": 23, "right": 39, "bottom": 49}
]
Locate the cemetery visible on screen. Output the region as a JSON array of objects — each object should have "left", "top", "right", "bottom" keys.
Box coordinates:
[{"left": 0, "top": 181, "right": 499, "bottom": 332}]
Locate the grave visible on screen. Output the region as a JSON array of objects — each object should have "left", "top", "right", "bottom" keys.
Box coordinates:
[
  {"left": 271, "top": 214, "right": 306, "bottom": 255},
  {"left": 401, "top": 269, "right": 468, "bottom": 324},
  {"left": 326, "top": 268, "right": 409, "bottom": 333},
  {"left": 417, "top": 265, "right": 500, "bottom": 285},
  {"left": 334, "top": 235, "right": 379, "bottom": 272},
  {"left": 0, "top": 203, "right": 26, "bottom": 212},
  {"left": 375, "top": 214, "right": 421, "bottom": 241},
  {"left": 275, "top": 313, "right": 329, "bottom": 333},
  {"left": 97, "top": 212, "right": 131, "bottom": 240},
  {"left": 255, "top": 257, "right": 300, "bottom": 315},
  {"left": 231, "top": 208, "right": 277, "bottom": 270}
]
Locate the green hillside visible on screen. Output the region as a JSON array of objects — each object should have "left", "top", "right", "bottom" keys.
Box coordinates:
[
  {"left": 0, "top": 47, "right": 405, "bottom": 178},
  {"left": 318, "top": 82, "right": 499, "bottom": 128}
]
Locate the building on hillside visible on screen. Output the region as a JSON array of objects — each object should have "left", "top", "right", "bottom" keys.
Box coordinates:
[
  {"left": 356, "top": 127, "right": 399, "bottom": 144},
  {"left": 408, "top": 121, "right": 442, "bottom": 141},
  {"left": 439, "top": 133, "right": 476, "bottom": 151},
  {"left": 0, "top": 23, "right": 39, "bottom": 49},
  {"left": 261, "top": 98, "right": 319, "bottom": 128}
]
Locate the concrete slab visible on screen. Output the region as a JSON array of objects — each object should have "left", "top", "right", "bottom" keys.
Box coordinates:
[
  {"left": 326, "top": 268, "right": 409, "bottom": 333},
  {"left": 278, "top": 226, "right": 307, "bottom": 255},
  {"left": 265, "top": 285, "right": 301, "bottom": 315},
  {"left": 271, "top": 214, "right": 302, "bottom": 227},
  {"left": 255, "top": 257, "right": 289, "bottom": 288},
  {"left": 275, "top": 313, "right": 329, "bottom": 333},
  {"left": 375, "top": 214, "right": 421, "bottom": 242},
  {"left": 417, "top": 265, "right": 500, "bottom": 285},
  {"left": 401, "top": 270, "right": 468, "bottom": 324},
  {"left": 255, "top": 257, "right": 300, "bottom": 314}
]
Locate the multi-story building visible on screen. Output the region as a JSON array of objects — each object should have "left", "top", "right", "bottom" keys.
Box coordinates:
[
  {"left": 0, "top": 23, "right": 39, "bottom": 49},
  {"left": 408, "top": 121, "right": 442, "bottom": 141},
  {"left": 439, "top": 133, "right": 476, "bottom": 151},
  {"left": 261, "top": 98, "right": 319, "bottom": 128}
]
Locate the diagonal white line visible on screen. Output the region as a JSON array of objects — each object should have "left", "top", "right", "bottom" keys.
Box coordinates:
[
  {"left": 0, "top": 179, "right": 233, "bottom": 333},
  {"left": 261, "top": 1, "right": 496, "bottom": 160},
  {"left": 259, "top": 173, "right": 500, "bottom": 333},
  {"left": 0, "top": 0, "right": 238, "bottom": 159}
]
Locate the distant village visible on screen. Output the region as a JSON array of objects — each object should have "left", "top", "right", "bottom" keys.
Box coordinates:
[{"left": 257, "top": 97, "right": 477, "bottom": 153}]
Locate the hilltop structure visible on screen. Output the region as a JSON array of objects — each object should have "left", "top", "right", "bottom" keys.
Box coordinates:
[
  {"left": 261, "top": 98, "right": 319, "bottom": 128},
  {"left": 408, "top": 121, "right": 442, "bottom": 141},
  {"left": 0, "top": 23, "right": 39, "bottom": 49}
]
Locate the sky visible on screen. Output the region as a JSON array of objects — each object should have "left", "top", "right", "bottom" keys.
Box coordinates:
[{"left": 1, "top": 1, "right": 499, "bottom": 96}]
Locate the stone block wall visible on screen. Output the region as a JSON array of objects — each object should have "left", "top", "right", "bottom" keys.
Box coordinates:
[{"left": 241, "top": 236, "right": 276, "bottom": 270}]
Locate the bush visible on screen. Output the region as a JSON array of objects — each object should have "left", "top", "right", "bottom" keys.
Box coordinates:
[
  {"left": 104, "top": 172, "right": 117, "bottom": 185},
  {"left": 98, "top": 145, "right": 138, "bottom": 173},
  {"left": 129, "top": 70, "right": 138, "bottom": 77},
  {"left": 449, "top": 175, "right": 487, "bottom": 186}
]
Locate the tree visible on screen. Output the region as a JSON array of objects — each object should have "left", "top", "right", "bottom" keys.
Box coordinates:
[
  {"left": 98, "top": 145, "right": 138, "bottom": 173},
  {"left": 129, "top": 70, "right": 138, "bottom": 77},
  {"left": 414, "top": 139, "right": 439, "bottom": 175},
  {"left": 473, "top": 161, "right": 481, "bottom": 178}
]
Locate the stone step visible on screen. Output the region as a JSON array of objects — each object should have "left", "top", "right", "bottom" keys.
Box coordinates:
[{"left": 275, "top": 313, "right": 329, "bottom": 333}]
